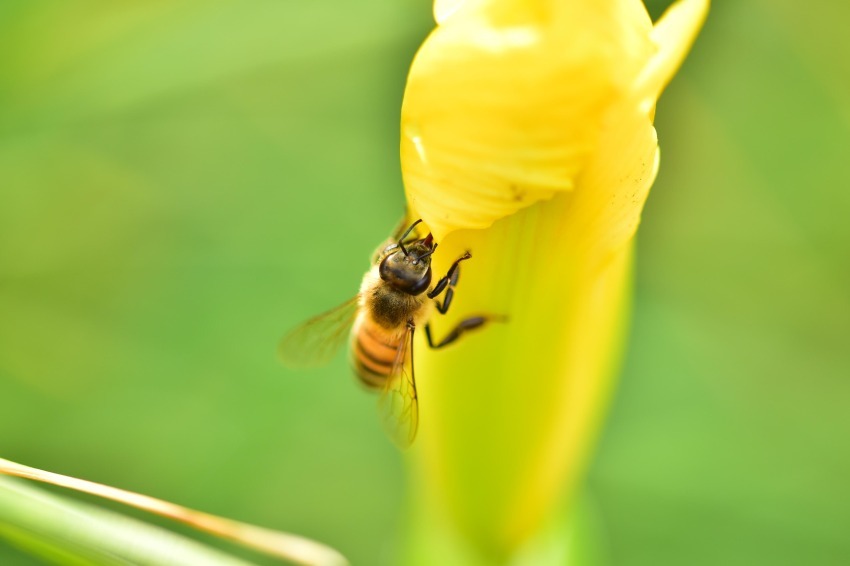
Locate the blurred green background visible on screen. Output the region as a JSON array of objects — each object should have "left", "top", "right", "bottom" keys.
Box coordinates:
[{"left": 0, "top": 1, "right": 848, "bottom": 565}]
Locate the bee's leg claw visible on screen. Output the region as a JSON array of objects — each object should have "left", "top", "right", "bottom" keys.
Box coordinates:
[{"left": 425, "top": 315, "right": 500, "bottom": 349}]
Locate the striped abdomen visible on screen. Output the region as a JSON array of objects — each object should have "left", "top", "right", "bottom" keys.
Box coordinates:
[{"left": 352, "top": 315, "right": 403, "bottom": 389}]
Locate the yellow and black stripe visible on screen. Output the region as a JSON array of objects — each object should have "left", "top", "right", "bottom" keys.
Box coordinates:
[{"left": 352, "top": 317, "right": 402, "bottom": 389}]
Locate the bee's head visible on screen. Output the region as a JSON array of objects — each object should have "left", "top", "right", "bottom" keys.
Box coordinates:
[{"left": 379, "top": 232, "right": 436, "bottom": 295}]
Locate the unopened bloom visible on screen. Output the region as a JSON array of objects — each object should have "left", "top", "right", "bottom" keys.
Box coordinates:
[{"left": 400, "top": 0, "right": 707, "bottom": 561}]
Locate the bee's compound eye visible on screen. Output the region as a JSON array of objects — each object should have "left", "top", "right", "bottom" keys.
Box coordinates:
[
  {"left": 406, "top": 267, "right": 432, "bottom": 295},
  {"left": 378, "top": 255, "right": 395, "bottom": 282}
]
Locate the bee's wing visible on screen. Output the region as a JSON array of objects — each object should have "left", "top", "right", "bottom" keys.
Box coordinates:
[
  {"left": 278, "top": 297, "right": 359, "bottom": 368},
  {"left": 377, "top": 324, "right": 419, "bottom": 448}
]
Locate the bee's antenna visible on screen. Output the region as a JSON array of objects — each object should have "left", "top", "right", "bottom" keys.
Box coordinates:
[
  {"left": 414, "top": 243, "right": 438, "bottom": 263},
  {"left": 398, "top": 219, "right": 423, "bottom": 256}
]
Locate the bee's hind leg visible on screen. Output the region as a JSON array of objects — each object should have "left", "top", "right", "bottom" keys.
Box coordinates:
[{"left": 424, "top": 316, "right": 497, "bottom": 349}]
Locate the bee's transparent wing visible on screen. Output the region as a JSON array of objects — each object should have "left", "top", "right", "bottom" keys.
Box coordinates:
[
  {"left": 377, "top": 324, "right": 419, "bottom": 448},
  {"left": 278, "top": 297, "right": 359, "bottom": 368}
]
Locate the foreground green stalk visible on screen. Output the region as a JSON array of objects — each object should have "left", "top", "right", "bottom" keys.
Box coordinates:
[
  {"left": 0, "top": 458, "right": 348, "bottom": 565},
  {"left": 0, "top": 476, "right": 252, "bottom": 566}
]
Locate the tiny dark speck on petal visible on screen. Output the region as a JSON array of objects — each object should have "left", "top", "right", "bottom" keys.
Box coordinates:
[{"left": 509, "top": 183, "right": 526, "bottom": 202}]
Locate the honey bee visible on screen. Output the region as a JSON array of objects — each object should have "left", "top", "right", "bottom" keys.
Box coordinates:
[{"left": 279, "top": 219, "right": 492, "bottom": 447}]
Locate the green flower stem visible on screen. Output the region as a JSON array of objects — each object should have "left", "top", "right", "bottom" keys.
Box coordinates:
[{"left": 412, "top": 199, "right": 634, "bottom": 562}]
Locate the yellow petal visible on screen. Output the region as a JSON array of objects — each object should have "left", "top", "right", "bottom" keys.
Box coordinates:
[
  {"left": 401, "top": 1, "right": 656, "bottom": 240},
  {"left": 433, "top": 0, "right": 464, "bottom": 24},
  {"left": 637, "top": 0, "right": 710, "bottom": 111}
]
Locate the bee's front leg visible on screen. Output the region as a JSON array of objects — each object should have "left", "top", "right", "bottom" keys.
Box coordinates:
[{"left": 428, "top": 251, "right": 471, "bottom": 314}]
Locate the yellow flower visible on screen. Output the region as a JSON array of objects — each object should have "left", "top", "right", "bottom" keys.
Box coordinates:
[{"left": 400, "top": 0, "right": 707, "bottom": 561}]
